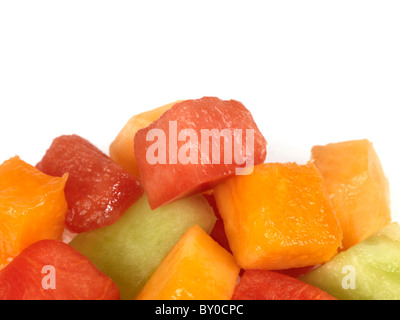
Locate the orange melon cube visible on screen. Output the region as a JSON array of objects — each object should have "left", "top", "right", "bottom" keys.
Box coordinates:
[
  {"left": 136, "top": 225, "right": 240, "bottom": 300},
  {"left": 311, "top": 139, "right": 391, "bottom": 250},
  {"left": 109, "top": 100, "right": 182, "bottom": 177},
  {"left": 0, "top": 156, "right": 68, "bottom": 269},
  {"left": 214, "top": 162, "right": 343, "bottom": 270}
]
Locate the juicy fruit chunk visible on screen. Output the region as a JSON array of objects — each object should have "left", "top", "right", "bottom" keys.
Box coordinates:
[
  {"left": 110, "top": 100, "right": 181, "bottom": 177},
  {"left": 70, "top": 194, "right": 216, "bottom": 300},
  {"left": 232, "top": 270, "right": 336, "bottom": 300},
  {"left": 301, "top": 223, "right": 400, "bottom": 300},
  {"left": 311, "top": 139, "right": 391, "bottom": 250},
  {"left": 36, "top": 134, "right": 143, "bottom": 233},
  {"left": 0, "top": 240, "right": 119, "bottom": 300},
  {"left": 0, "top": 157, "right": 67, "bottom": 270},
  {"left": 203, "top": 193, "right": 231, "bottom": 253},
  {"left": 134, "top": 96, "right": 267, "bottom": 209},
  {"left": 214, "top": 162, "right": 343, "bottom": 270},
  {"left": 276, "top": 265, "right": 318, "bottom": 278},
  {"left": 136, "top": 225, "right": 240, "bottom": 300}
]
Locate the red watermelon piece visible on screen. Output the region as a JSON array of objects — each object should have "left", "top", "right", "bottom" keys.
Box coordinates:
[
  {"left": 203, "top": 193, "right": 231, "bottom": 253},
  {"left": 276, "top": 265, "right": 318, "bottom": 278},
  {"left": 232, "top": 270, "right": 336, "bottom": 300},
  {"left": 36, "top": 134, "right": 143, "bottom": 233},
  {"left": 134, "top": 97, "right": 267, "bottom": 209},
  {"left": 0, "top": 240, "right": 119, "bottom": 300}
]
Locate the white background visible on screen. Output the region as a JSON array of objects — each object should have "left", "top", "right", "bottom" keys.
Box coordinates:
[{"left": 1, "top": 1, "right": 399, "bottom": 221}]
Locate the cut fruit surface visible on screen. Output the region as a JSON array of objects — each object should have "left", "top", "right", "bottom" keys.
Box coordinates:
[
  {"left": 0, "top": 240, "right": 119, "bottom": 300},
  {"left": 232, "top": 269, "right": 336, "bottom": 300},
  {"left": 214, "top": 162, "right": 342, "bottom": 270},
  {"left": 301, "top": 223, "right": 400, "bottom": 300},
  {"left": 203, "top": 193, "right": 231, "bottom": 253},
  {"left": 276, "top": 265, "right": 318, "bottom": 278},
  {"left": 0, "top": 156, "right": 67, "bottom": 270},
  {"left": 36, "top": 134, "right": 143, "bottom": 233},
  {"left": 136, "top": 225, "right": 240, "bottom": 300},
  {"left": 134, "top": 96, "right": 267, "bottom": 209},
  {"left": 110, "top": 100, "right": 181, "bottom": 177},
  {"left": 70, "top": 194, "right": 216, "bottom": 300},
  {"left": 311, "top": 139, "right": 391, "bottom": 250}
]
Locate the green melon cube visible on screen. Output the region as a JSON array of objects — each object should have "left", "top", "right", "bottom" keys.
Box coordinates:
[
  {"left": 301, "top": 223, "right": 400, "bottom": 300},
  {"left": 70, "top": 193, "right": 216, "bottom": 300}
]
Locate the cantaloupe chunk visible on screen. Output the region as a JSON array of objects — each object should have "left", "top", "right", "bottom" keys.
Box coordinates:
[
  {"left": 0, "top": 157, "right": 68, "bottom": 270},
  {"left": 311, "top": 139, "right": 391, "bottom": 250},
  {"left": 214, "top": 162, "right": 343, "bottom": 270},
  {"left": 136, "top": 225, "right": 240, "bottom": 300},
  {"left": 109, "top": 100, "right": 182, "bottom": 177}
]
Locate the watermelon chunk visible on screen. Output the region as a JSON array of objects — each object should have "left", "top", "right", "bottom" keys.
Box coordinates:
[
  {"left": 0, "top": 240, "right": 119, "bottom": 300},
  {"left": 134, "top": 97, "right": 267, "bottom": 209},
  {"left": 276, "top": 265, "right": 318, "bottom": 278},
  {"left": 203, "top": 193, "right": 232, "bottom": 253},
  {"left": 36, "top": 134, "right": 143, "bottom": 233},
  {"left": 232, "top": 269, "right": 336, "bottom": 300}
]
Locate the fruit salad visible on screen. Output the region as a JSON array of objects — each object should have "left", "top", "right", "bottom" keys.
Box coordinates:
[{"left": 0, "top": 97, "right": 398, "bottom": 300}]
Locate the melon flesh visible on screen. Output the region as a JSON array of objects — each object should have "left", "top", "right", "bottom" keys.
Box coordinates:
[
  {"left": 213, "top": 162, "right": 342, "bottom": 270},
  {"left": 136, "top": 225, "right": 240, "bottom": 300},
  {"left": 110, "top": 101, "right": 181, "bottom": 177},
  {"left": 70, "top": 194, "right": 216, "bottom": 300},
  {"left": 0, "top": 157, "right": 68, "bottom": 270},
  {"left": 301, "top": 223, "right": 400, "bottom": 300},
  {"left": 311, "top": 139, "right": 391, "bottom": 250}
]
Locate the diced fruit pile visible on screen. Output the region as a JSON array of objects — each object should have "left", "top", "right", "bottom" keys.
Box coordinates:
[{"left": 0, "top": 96, "right": 397, "bottom": 300}]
